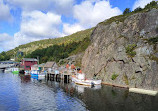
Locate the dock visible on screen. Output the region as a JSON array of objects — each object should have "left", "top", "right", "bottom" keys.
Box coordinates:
[{"left": 46, "top": 73, "right": 71, "bottom": 83}]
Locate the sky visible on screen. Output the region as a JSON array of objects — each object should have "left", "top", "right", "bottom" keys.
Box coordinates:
[{"left": 0, "top": 0, "right": 154, "bottom": 52}]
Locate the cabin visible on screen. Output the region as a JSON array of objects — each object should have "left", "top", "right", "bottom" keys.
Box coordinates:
[
  {"left": 44, "top": 61, "right": 58, "bottom": 73},
  {"left": 31, "top": 63, "right": 45, "bottom": 71},
  {"left": 21, "top": 58, "right": 38, "bottom": 70}
]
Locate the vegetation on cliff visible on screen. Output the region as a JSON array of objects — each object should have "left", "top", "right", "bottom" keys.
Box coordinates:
[{"left": 99, "top": 1, "right": 158, "bottom": 26}]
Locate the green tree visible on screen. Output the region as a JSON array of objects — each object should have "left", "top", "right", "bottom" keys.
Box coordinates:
[
  {"left": 123, "top": 8, "right": 131, "bottom": 15},
  {"left": 133, "top": 7, "right": 143, "bottom": 13},
  {"left": 144, "top": 1, "right": 158, "bottom": 9}
]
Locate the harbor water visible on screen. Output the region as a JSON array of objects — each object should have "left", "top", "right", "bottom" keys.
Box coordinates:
[{"left": 0, "top": 73, "right": 158, "bottom": 111}]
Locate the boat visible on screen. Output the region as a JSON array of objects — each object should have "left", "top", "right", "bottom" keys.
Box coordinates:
[
  {"left": 24, "top": 70, "right": 30, "bottom": 75},
  {"left": 39, "top": 72, "right": 47, "bottom": 78},
  {"left": 30, "top": 70, "right": 40, "bottom": 76},
  {"left": 12, "top": 68, "right": 19, "bottom": 74},
  {"left": 19, "top": 70, "right": 25, "bottom": 74},
  {"left": 30, "top": 70, "right": 47, "bottom": 78},
  {"left": 4, "top": 68, "right": 12, "bottom": 73},
  {"left": 71, "top": 73, "right": 102, "bottom": 86}
]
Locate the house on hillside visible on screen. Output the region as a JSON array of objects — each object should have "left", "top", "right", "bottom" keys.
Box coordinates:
[
  {"left": 44, "top": 61, "right": 58, "bottom": 73},
  {"left": 21, "top": 58, "right": 38, "bottom": 70}
]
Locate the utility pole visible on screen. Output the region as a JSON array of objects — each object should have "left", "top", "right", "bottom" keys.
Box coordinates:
[{"left": 37, "top": 56, "right": 39, "bottom": 65}]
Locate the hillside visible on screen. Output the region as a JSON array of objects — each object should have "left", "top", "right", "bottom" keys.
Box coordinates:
[
  {"left": 6, "top": 28, "right": 94, "bottom": 57},
  {"left": 82, "top": 2, "right": 158, "bottom": 90}
]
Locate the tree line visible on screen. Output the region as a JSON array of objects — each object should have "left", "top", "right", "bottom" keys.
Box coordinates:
[
  {"left": 25, "top": 37, "right": 90, "bottom": 63},
  {"left": 123, "top": 1, "right": 158, "bottom": 15}
]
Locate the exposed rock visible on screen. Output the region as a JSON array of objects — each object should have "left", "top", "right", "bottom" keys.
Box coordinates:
[
  {"left": 59, "top": 53, "right": 84, "bottom": 67},
  {"left": 82, "top": 9, "right": 158, "bottom": 90}
]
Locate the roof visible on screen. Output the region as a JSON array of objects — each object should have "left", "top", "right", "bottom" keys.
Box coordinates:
[
  {"left": 39, "top": 63, "right": 45, "bottom": 67},
  {"left": 22, "top": 58, "right": 38, "bottom": 62},
  {"left": 44, "top": 62, "right": 55, "bottom": 68},
  {"left": 0, "top": 61, "right": 19, "bottom": 64}
]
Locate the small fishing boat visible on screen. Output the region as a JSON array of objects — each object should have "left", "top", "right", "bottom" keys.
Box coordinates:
[
  {"left": 30, "top": 70, "right": 47, "bottom": 78},
  {"left": 30, "top": 70, "right": 40, "bottom": 76},
  {"left": 4, "top": 68, "right": 12, "bottom": 73},
  {"left": 12, "top": 68, "right": 19, "bottom": 74},
  {"left": 71, "top": 73, "right": 101, "bottom": 86},
  {"left": 24, "top": 70, "right": 30, "bottom": 75}
]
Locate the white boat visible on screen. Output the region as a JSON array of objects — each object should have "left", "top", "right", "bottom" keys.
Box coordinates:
[
  {"left": 24, "top": 70, "right": 30, "bottom": 75},
  {"left": 4, "top": 68, "right": 12, "bottom": 73},
  {"left": 30, "top": 70, "right": 47, "bottom": 78},
  {"left": 71, "top": 73, "right": 102, "bottom": 86},
  {"left": 39, "top": 72, "right": 47, "bottom": 78}
]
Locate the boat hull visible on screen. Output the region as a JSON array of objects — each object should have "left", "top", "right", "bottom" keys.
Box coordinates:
[
  {"left": 12, "top": 71, "right": 19, "bottom": 74},
  {"left": 72, "top": 77, "right": 101, "bottom": 86}
]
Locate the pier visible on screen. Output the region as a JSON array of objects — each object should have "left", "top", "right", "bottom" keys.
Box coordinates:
[{"left": 46, "top": 73, "right": 71, "bottom": 83}]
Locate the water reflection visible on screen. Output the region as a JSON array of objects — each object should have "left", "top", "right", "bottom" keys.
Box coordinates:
[
  {"left": 19, "top": 74, "right": 31, "bottom": 83},
  {"left": 0, "top": 73, "right": 158, "bottom": 111}
]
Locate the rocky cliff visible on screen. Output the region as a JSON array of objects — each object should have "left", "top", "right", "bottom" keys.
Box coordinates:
[{"left": 82, "top": 9, "right": 158, "bottom": 90}]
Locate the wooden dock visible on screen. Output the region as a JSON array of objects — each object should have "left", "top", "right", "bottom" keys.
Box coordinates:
[{"left": 46, "top": 73, "right": 71, "bottom": 83}]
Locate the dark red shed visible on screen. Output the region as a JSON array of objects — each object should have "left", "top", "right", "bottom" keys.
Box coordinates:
[{"left": 21, "top": 58, "right": 38, "bottom": 70}]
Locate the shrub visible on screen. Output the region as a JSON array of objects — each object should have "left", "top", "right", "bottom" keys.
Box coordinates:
[
  {"left": 133, "top": 7, "right": 143, "bottom": 13},
  {"left": 111, "top": 73, "right": 119, "bottom": 80},
  {"left": 156, "top": 26, "right": 158, "bottom": 33},
  {"left": 125, "top": 44, "right": 137, "bottom": 57},
  {"left": 144, "top": 1, "right": 158, "bottom": 10},
  {"left": 148, "top": 36, "right": 158, "bottom": 44},
  {"left": 123, "top": 8, "right": 131, "bottom": 15}
]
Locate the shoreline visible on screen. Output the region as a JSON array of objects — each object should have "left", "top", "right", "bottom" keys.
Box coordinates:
[
  {"left": 101, "top": 82, "right": 129, "bottom": 89},
  {"left": 101, "top": 82, "right": 158, "bottom": 96}
]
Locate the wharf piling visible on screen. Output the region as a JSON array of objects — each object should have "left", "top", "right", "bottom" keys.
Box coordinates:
[{"left": 46, "top": 73, "right": 71, "bottom": 82}]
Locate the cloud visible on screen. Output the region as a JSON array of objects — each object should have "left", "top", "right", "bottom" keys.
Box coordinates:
[
  {"left": 21, "top": 11, "right": 63, "bottom": 38},
  {"left": 5, "top": 10, "right": 65, "bottom": 50},
  {"left": 132, "top": 0, "right": 153, "bottom": 10},
  {"left": 0, "top": 0, "right": 123, "bottom": 52},
  {"left": 6, "top": 0, "right": 74, "bottom": 15},
  {"left": 62, "top": 0, "right": 122, "bottom": 35},
  {"left": 0, "top": 33, "right": 14, "bottom": 51},
  {"left": 13, "top": 32, "right": 40, "bottom": 47},
  {"left": 53, "top": 0, "right": 74, "bottom": 15},
  {"left": 63, "top": 23, "right": 84, "bottom": 35},
  {"left": 0, "top": 33, "right": 12, "bottom": 42},
  {"left": 0, "top": 0, "right": 12, "bottom": 21},
  {"left": 73, "top": 0, "right": 122, "bottom": 28}
]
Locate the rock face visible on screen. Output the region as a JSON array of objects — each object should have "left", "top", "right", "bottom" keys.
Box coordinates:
[{"left": 82, "top": 9, "right": 158, "bottom": 90}]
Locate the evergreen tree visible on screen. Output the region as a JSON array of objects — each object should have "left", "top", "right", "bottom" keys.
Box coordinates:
[
  {"left": 123, "top": 8, "right": 131, "bottom": 15},
  {"left": 133, "top": 7, "right": 143, "bottom": 13}
]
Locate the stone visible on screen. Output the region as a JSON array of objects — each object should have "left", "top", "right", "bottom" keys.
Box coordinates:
[{"left": 82, "top": 9, "right": 158, "bottom": 90}]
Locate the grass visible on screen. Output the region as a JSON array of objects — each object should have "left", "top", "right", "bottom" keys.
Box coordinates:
[
  {"left": 125, "top": 44, "right": 137, "bottom": 57},
  {"left": 111, "top": 73, "right": 119, "bottom": 80},
  {"left": 149, "top": 54, "right": 158, "bottom": 64},
  {"left": 123, "top": 74, "right": 129, "bottom": 85}
]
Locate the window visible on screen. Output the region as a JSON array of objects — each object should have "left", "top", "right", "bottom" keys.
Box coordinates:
[{"left": 26, "top": 66, "right": 30, "bottom": 68}]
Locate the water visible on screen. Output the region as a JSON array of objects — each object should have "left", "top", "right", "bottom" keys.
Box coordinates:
[{"left": 0, "top": 73, "right": 158, "bottom": 111}]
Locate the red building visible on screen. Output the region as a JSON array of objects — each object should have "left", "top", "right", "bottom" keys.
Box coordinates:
[{"left": 21, "top": 58, "right": 38, "bottom": 70}]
